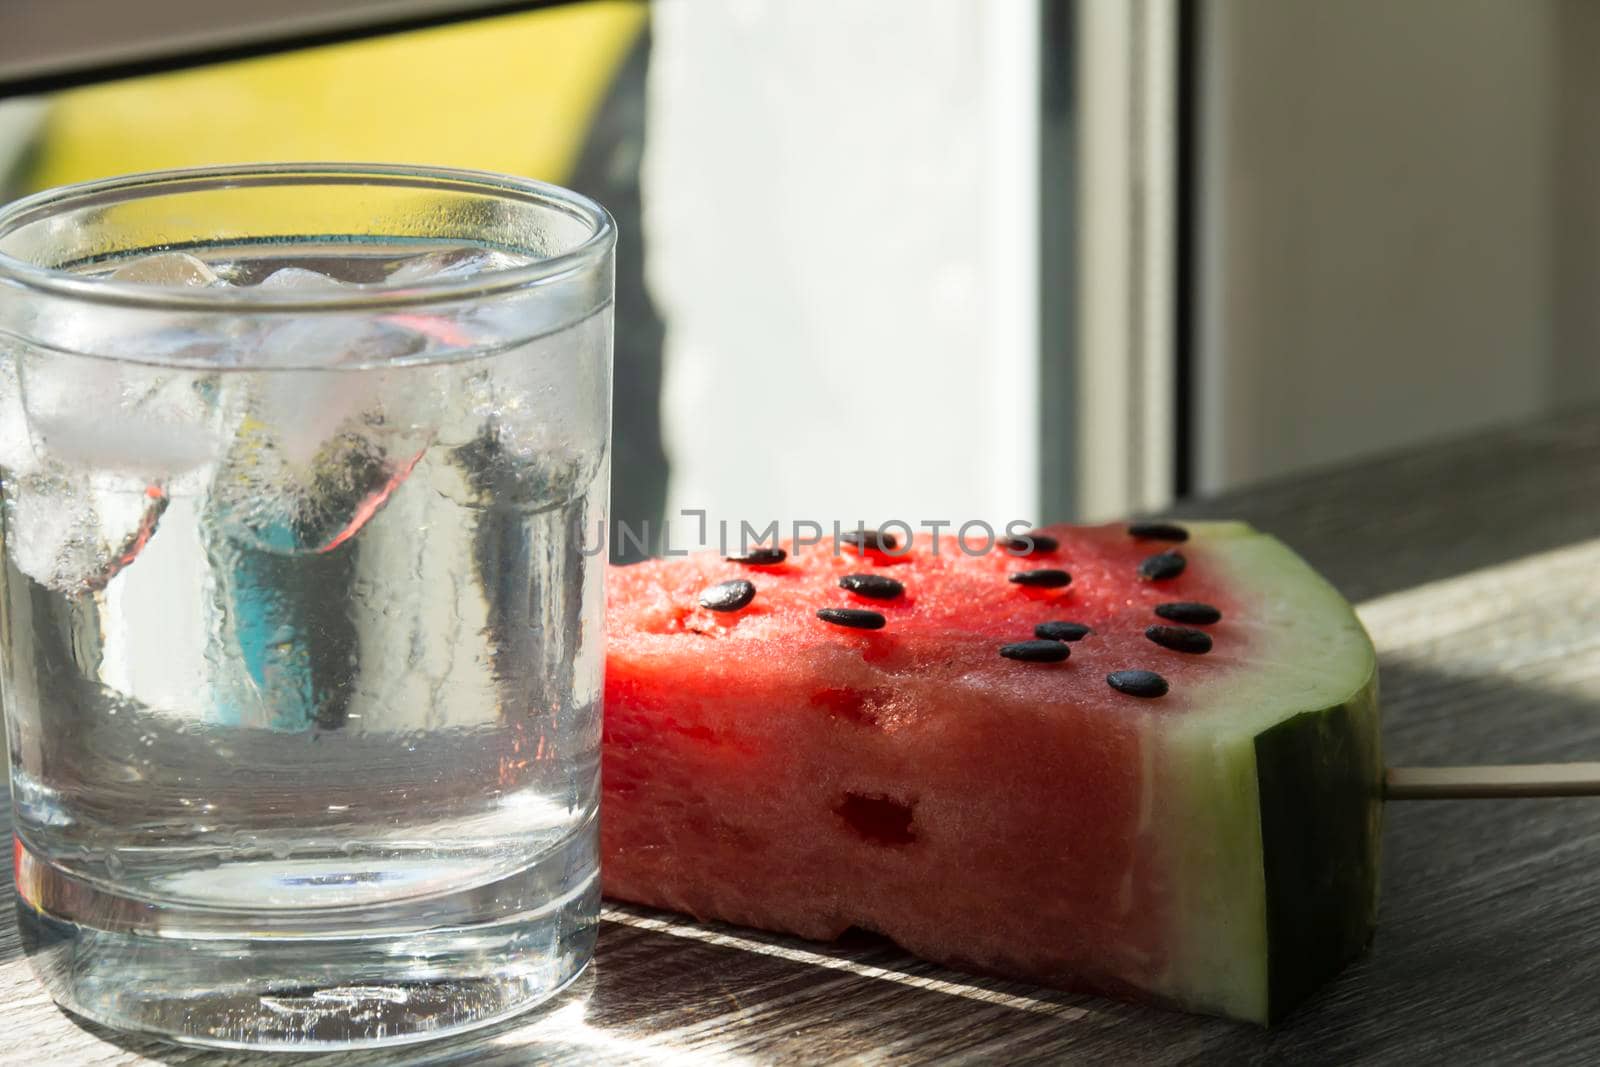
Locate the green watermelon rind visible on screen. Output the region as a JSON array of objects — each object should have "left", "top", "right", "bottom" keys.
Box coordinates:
[
  {"left": 1256, "top": 681, "right": 1382, "bottom": 1022},
  {"left": 1156, "top": 522, "right": 1381, "bottom": 1024}
]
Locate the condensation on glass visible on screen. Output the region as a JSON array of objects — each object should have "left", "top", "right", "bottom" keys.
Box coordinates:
[{"left": 0, "top": 164, "right": 615, "bottom": 1050}]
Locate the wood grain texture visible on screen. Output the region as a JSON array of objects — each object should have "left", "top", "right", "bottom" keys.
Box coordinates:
[{"left": 7, "top": 409, "right": 1600, "bottom": 1065}]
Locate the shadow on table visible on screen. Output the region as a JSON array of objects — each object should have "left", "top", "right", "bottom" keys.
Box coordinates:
[
  {"left": 19, "top": 656, "right": 1600, "bottom": 1066},
  {"left": 1174, "top": 408, "right": 1600, "bottom": 602}
]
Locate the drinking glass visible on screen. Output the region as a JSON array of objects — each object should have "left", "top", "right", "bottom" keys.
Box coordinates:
[{"left": 0, "top": 164, "right": 614, "bottom": 1049}]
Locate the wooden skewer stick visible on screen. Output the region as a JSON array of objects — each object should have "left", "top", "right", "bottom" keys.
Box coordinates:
[{"left": 1385, "top": 763, "right": 1600, "bottom": 800}]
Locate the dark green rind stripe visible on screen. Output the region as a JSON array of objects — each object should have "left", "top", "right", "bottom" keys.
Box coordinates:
[{"left": 1254, "top": 676, "right": 1383, "bottom": 1023}]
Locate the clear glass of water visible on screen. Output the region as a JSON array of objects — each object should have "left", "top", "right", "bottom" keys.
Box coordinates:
[{"left": 0, "top": 164, "right": 614, "bottom": 1049}]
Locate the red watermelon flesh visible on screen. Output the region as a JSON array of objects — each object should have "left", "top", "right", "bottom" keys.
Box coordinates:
[{"left": 602, "top": 522, "right": 1380, "bottom": 1023}]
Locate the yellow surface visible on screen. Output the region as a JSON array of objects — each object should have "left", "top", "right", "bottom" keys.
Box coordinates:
[{"left": 25, "top": 2, "right": 645, "bottom": 193}]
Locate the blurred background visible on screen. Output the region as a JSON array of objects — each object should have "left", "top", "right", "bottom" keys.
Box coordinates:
[{"left": 2, "top": 0, "right": 1595, "bottom": 560}]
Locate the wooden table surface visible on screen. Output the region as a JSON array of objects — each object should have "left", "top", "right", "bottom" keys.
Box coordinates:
[{"left": 7, "top": 409, "right": 1600, "bottom": 1065}]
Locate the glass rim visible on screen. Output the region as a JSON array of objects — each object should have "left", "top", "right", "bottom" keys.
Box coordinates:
[{"left": 0, "top": 162, "right": 617, "bottom": 313}]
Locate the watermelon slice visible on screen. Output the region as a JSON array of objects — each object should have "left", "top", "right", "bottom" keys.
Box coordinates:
[{"left": 602, "top": 522, "right": 1380, "bottom": 1023}]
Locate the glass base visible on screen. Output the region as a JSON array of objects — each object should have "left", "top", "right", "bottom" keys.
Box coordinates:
[{"left": 13, "top": 836, "right": 598, "bottom": 1051}]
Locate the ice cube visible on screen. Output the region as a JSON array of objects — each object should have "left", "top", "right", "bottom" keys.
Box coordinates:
[
  {"left": 385, "top": 247, "right": 530, "bottom": 286},
  {"left": 255, "top": 315, "right": 427, "bottom": 372},
  {"left": 251, "top": 267, "right": 427, "bottom": 368},
  {"left": 247, "top": 327, "right": 428, "bottom": 473},
  {"left": 428, "top": 310, "right": 608, "bottom": 509},
  {"left": 206, "top": 419, "right": 428, "bottom": 556},
  {"left": 257, "top": 266, "right": 343, "bottom": 291},
  {"left": 9, "top": 250, "right": 233, "bottom": 487},
  {"left": 234, "top": 267, "right": 428, "bottom": 465},
  {"left": 110, "top": 251, "right": 223, "bottom": 288},
  {"left": 0, "top": 347, "right": 37, "bottom": 477},
  {"left": 3, "top": 470, "right": 168, "bottom": 594},
  {"left": 206, "top": 270, "right": 439, "bottom": 554},
  {"left": 16, "top": 348, "right": 223, "bottom": 487},
  {"left": 207, "top": 372, "right": 433, "bottom": 555}
]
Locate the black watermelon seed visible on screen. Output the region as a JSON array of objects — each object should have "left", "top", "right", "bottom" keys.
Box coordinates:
[
  {"left": 1000, "top": 640, "right": 1071, "bottom": 663},
  {"left": 817, "top": 607, "right": 887, "bottom": 630},
  {"left": 1145, "top": 625, "right": 1213, "bottom": 654},
  {"left": 1107, "top": 670, "right": 1169, "bottom": 698},
  {"left": 1128, "top": 521, "right": 1189, "bottom": 542},
  {"left": 839, "top": 573, "right": 905, "bottom": 600},
  {"left": 1001, "top": 532, "right": 1060, "bottom": 555},
  {"left": 699, "top": 579, "right": 756, "bottom": 612},
  {"left": 840, "top": 528, "right": 901, "bottom": 553},
  {"left": 726, "top": 547, "right": 787, "bottom": 565},
  {"left": 1008, "top": 568, "right": 1072, "bottom": 589},
  {"left": 1155, "top": 601, "right": 1222, "bottom": 625},
  {"left": 1138, "top": 551, "right": 1186, "bottom": 581},
  {"left": 1035, "top": 621, "right": 1092, "bottom": 642}
]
